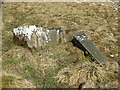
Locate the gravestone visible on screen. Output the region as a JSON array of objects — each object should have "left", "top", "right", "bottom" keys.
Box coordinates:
[
  {"left": 13, "top": 25, "right": 66, "bottom": 49},
  {"left": 73, "top": 33, "right": 109, "bottom": 65}
]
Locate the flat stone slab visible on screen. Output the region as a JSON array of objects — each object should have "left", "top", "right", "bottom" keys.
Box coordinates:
[{"left": 73, "top": 33, "right": 109, "bottom": 65}]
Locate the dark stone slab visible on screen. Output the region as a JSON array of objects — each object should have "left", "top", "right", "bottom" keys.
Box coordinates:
[{"left": 73, "top": 33, "right": 109, "bottom": 65}]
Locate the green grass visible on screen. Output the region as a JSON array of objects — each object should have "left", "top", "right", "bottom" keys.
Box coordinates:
[
  {"left": 19, "top": 65, "right": 43, "bottom": 87},
  {"left": 3, "top": 59, "right": 20, "bottom": 65},
  {"left": 43, "top": 71, "right": 60, "bottom": 88},
  {"left": 19, "top": 65, "right": 61, "bottom": 88},
  {"left": 2, "top": 75, "right": 15, "bottom": 88}
]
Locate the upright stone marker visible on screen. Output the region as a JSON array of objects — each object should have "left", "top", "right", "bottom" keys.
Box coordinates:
[
  {"left": 73, "top": 33, "right": 109, "bottom": 65},
  {"left": 13, "top": 25, "right": 66, "bottom": 49}
]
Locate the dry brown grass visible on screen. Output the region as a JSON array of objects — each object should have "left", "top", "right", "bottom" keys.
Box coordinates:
[
  {"left": 2, "top": 72, "right": 35, "bottom": 88},
  {"left": 54, "top": 61, "right": 118, "bottom": 88},
  {"left": 2, "top": 2, "right": 119, "bottom": 88}
]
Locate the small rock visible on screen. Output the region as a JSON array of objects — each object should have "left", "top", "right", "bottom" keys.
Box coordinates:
[
  {"left": 110, "top": 54, "right": 118, "bottom": 58},
  {"left": 110, "top": 55, "right": 114, "bottom": 58},
  {"left": 115, "top": 54, "right": 118, "bottom": 57},
  {"left": 90, "top": 3, "right": 96, "bottom": 6}
]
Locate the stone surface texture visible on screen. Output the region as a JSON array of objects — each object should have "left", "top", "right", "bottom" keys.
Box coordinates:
[{"left": 13, "top": 25, "right": 66, "bottom": 49}]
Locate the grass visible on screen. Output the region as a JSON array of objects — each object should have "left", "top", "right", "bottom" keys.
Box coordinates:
[
  {"left": 3, "top": 59, "right": 20, "bottom": 65},
  {"left": 2, "top": 75, "right": 15, "bottom": 88},
  {"left": 2, "top": 35, "right": 13, "bottom": 52},
  {"left": 43, "top": 69, "right": 61, "bottom": 88},
  {"left": 19, "top": 65, "right": 44, "bottom": 87},
  {"left": 2, "top": 2, "right": 119, "bottom": 88}
]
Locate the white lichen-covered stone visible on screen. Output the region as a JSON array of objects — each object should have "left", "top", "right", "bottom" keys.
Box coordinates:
[{"left": 13, "top": 25, "right": 66, "bottom": 49}]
